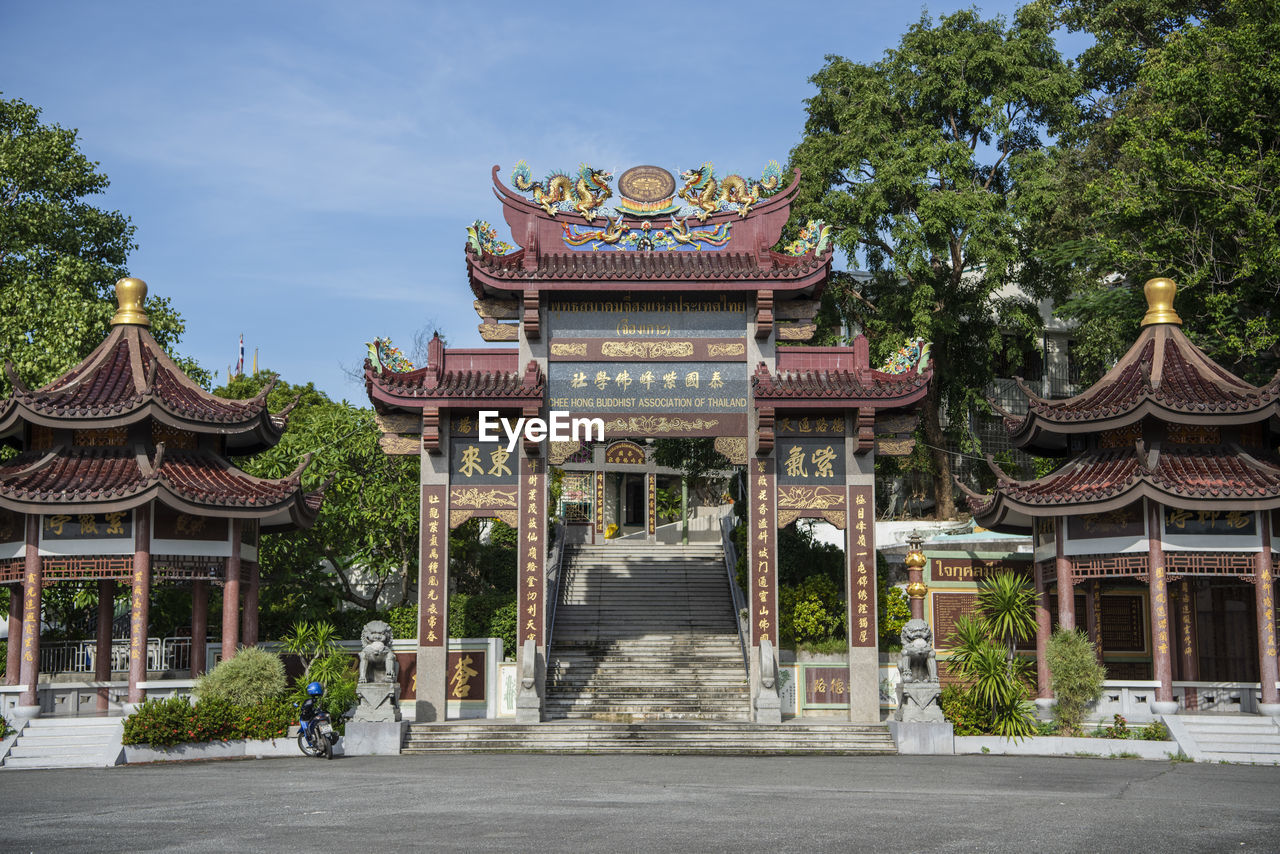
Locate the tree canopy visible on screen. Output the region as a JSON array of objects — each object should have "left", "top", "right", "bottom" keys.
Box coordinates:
[
  {"left": 1040, "top": 0, "right": 1279, "bottom": 382},
  {"left": 0, "top": 95, "right": 206, "bottom": 393},
  {"left": 217, "top": 372, "right": 420, "bottom": 633},
  {"left": 789, "top": 6, "right": 1078, "bottom": 516}
]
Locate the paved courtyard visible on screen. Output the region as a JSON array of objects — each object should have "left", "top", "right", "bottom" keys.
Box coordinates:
[{"left": 1, "top": 754, "right": 1277, "bottom": 853}]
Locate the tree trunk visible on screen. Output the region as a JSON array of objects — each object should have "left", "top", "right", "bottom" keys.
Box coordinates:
[{"left": 921, "top": 382, "right": 957, "bottom": 519}]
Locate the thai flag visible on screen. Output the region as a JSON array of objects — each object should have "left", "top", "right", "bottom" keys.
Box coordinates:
[{"left": 236, "top": 334, "right": 244, "bottom": 376}]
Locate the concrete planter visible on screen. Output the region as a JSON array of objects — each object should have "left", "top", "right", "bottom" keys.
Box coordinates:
[
  {"left": 794, "top": 652, "right": 847, "bottom": 664},
  {"left": 954, "top": 735, "right": 1180, "bottom": 760},
  {"left": 123, "top": 735, "right": 316, "bottom": 763}
]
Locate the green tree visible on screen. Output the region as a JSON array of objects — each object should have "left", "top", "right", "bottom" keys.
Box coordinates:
[
  {"left": 1045, "top": 628, "right": 1106, "bottom": 735},
  {"left": 217, "top": 372, "right": 420, "bottom": 633},
  {"left": 0, "top": 95, "right": 207, "bottom": 394},
  {"left": 976, "top": 570, "right": 1038, "bottom": 662},
  {"left": 652, "top": 438, "right": 733, "bottom": 504},
  {"left": 789, "top": 7, "right": 1079, "bottom": 516}
]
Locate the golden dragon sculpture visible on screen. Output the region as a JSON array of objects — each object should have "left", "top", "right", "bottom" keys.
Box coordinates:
[
  {"left": 511, "top": 161, "right": 614, "bottom": 222},
  {"left": 677, "top": 161, "right": 783, "bottom": 221}
]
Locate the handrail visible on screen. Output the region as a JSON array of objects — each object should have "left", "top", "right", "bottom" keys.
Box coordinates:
[
  {"left": 545, "top": 521, "right": 568, "bottom": 655},
  {"left": 720, "top": 514, "right": 750, "bottom": 674}
]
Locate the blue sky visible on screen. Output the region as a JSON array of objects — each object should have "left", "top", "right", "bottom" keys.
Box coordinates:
[{"left": 3, "top": 1, "right": 1084, "bottom": 402}]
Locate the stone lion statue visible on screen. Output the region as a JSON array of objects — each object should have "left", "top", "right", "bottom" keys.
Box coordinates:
[
  {"left": 358, "top": 620, "right": 397, "bottom": 684},
  {"left": 897, "top": 618, "right": 938, "bottom": 684}
]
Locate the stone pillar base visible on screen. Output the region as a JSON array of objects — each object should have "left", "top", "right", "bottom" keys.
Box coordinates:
[
  {"left": 353, "top": 681, "right": 402, "bottom": 723},
  {"left": 342, "top": 720, "right": 406, "bottom": 755},
  {"left": 11, "top": 704, "right": 41, "bottom": 723},
  {"left": 896, "top": 682, "right": 945, "bottom": 723},
  {"left": 753, "top": 693, "right": 782, "bottom": 724},
  {"left": 1258, "top": 702, "right": 1280, "bottom": 718},
  {"left": 515, "top": 690, "right": 542, "bottom": 724},
  {"left": 888, "top": 720, "right": 954, "bottom": 754}
]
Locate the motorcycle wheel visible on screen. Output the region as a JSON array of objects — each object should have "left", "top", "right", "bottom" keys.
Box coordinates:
[
  {"left": 297, "top": 728, "right": 323, "bottom": 758},
  {"left": 322, "top": 734, "right": 333, "bottom": 760}
]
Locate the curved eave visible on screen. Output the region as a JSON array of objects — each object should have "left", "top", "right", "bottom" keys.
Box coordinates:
[
  {"left": 364, "top": 363, "right": 545, "bottom": 414},
  {"left": 0, "top": 398, "right": 284, "bottom": 451},
  {"left": 465, "top": 248, "right": 832, "bottom": 300},
  {"left": 1009, "top": 397, "right": 1280, "bottom": 451},
  {"left": 753, "top": 367, "right": 931, "bottom": 409}
]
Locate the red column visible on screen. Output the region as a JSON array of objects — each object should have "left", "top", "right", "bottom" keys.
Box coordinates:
[
  {"left": 1255, "top": 519, "right": 1278, "bottom": 711},
  {"left": 221, "top": 519, "right": 242, "bottom": 661},
  {"left": 127, "top": 505, "right": 152, "bottom": 705},
  {"left": 190, "top": 580, "right": 209, "bottom": 676},
  {"left": 6, "top": 583, "right": 22, "bottom": 686},
  {"left": 1177, "top": 578, "right": 1199, "bottom": 710},
  {"left": 1033, "top": 561, "right": 1052, "bottom": 700},
  {"left": 1054, "top": 517, "right": 1076, "bottom": 630},
  {"left": 96, "top": 579, "right": 116, "bottom": 711},
  {"left": 241, "top": 560, "right": 259, "bottom": 647},
  {"left": 18, "top": 514, "right": 41, "bottom": 709},
  {"left": 1146, "top": 501, "right": 1175, "bottom": 708}
]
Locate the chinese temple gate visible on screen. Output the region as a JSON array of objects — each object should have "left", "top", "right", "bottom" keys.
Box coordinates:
[
  {"left": 965, "top": 278, "right": 1280, "bottom": 716},
  {"left": 366, "top": 161, "right": 931, "bottom": 723},
  {"left": 0, "top": 279, "right": 322, "bottom": 718}
]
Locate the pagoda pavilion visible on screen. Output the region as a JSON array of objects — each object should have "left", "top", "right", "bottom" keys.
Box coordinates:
[
  {"left": 964, "top": 278, "right": 1280, "bottom": 716},
  {"left": 367, "top": 161, "right": 931, "bottom": 723},
  {"left": 0, "top": 278, "right": 322, "bottom": 718}
]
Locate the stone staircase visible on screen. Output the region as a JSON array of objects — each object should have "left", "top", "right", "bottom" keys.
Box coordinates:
[
  {"left": 1165, "top": 714, "right": 1280, "bottom": 765},
  {"left": 1, "top": 716, "right": 124, "bottom": 769},
  {"left": 402, "top": 721, "right": 896, "bottom": 754},
  {"left": 545, "top": 543, "right": 749, "bottom": 721}
]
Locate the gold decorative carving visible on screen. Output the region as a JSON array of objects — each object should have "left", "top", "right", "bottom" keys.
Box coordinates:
[
  {"left": 478, "top": 322, "right": 519, "bottom": 341},
  {"left": 713, "top": 436, "right": 748, "bottom": 464},
  {"left": 601, "top": 340, "right": 695, "bottom": 359},
  {"left": 706, "top": 342, "right": 746, "bottom": 358},
  {"left": 777, "top": 509, "right": 802, "bottom": 528},
  {"left": 449, "top": 510, "right": 475, "bottom": 529},
  {"left": 374, "top": 413, "right": 420, "bottom": 434},
  {"left": 550, "top": 342, "right": 588, "bottom": 357},
  {"left": 605, "top": 441, "right": 646, "bottom": 465},
  {"left": 619, "top": 165, "right": 676, "bottom": 203},
  {"left": 473, "top": 298, "right": 520, "bottom": 320},
  {"left": 450, "top": 487, "right": 518, "bottom": 509},
  {"left": 548, "top": 441, "right": 583, "bottom": 464},
  {"left": 824, "top": 510, "right": 847, "bottom": 530},
  {"left": 776, "top": 485, "right": 846, "bottom": 510},
  {"left": 876, "top": 437, "right": 916, "bottom": 456},
  {"left": 495, "top": 509, "right": 519, "bottom": 528},
  {"left": 378, "top": 434, "right": 420, "bottom": 455},
  {"left": 777, "top": 323, "right": 817, "bottom": 341},
  {"left": 600, "top": 416, "right": 720, "bottom": 434}
]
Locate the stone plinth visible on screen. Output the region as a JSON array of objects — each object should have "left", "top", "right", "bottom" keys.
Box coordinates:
[
  {"left": 896, "top": 681, "right": 945, "bottom": 723},
  {"left": 353, "top": 681, "right": 402, "bottom": 723},
  {"left": 342, "top": 720, "right": 405, "bottom": 756},
  {"left": 888, "top": 720, "right": 954, "bottom": 754}
]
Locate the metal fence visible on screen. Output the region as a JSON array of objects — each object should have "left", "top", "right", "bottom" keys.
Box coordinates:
[{"left": 38, "top": 637, "right": 194, "bottom": 674}]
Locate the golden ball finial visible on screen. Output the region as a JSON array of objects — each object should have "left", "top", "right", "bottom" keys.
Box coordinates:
[
  {"left": 111, "top": 277, "right": 151, "bottom": 327},
  {"left": 1140, "top": 277, "right": 1181, "bottom": 327}
]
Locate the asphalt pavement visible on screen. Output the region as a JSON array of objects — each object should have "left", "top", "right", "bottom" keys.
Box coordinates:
[{"left": 1, "top": 753, "right": 1277, "bottom": 853}]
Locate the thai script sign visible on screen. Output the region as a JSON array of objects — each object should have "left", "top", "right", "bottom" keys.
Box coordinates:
[
  {"left": 547, "top": 295, "right": 747, "bottom": 338},
  {"left": 929, "top": 557, "right": 1031, "bottom": 583}
]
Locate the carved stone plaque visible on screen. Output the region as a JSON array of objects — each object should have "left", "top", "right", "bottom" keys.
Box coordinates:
[{"left": 619, "top": 165, "right": 675, "bottom": 203}]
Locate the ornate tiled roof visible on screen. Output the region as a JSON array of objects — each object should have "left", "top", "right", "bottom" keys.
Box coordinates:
[
  {"left": 469, "top": 247, "right": 828, "bottom": 284},
  {"left": 752, "top": 362, "right": 931, "bottom": 405},
  {"left": 366, "top": 349, "right": 544, "bottom": 413},
  {"left": 1007, "top": 322, "right": 1280, "bottom": 452},
  {"left": 0, "top": 444, "right": 323, "bottom": 531},
  {"left": 962, "top": 443, "right": 1280, "bottom": 532},
  {"left": 0, "top": 324, "right": 292, "bottom": 452}
]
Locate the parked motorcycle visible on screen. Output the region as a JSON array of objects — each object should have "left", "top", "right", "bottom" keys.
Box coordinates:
[{"left": 296, "top": 681, "right": 339, "bottom": 759}]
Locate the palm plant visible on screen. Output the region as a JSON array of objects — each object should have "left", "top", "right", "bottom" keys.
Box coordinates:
[{"left": 976, "top": 570, "right": 1038, "bottom": 661}]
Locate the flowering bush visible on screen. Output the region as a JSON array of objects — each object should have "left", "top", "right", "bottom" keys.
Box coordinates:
[{"left": 122, "top": 695, "right": 294, "bottom": 747}]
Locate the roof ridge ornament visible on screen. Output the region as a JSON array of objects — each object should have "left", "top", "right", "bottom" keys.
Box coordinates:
[
  {"left": 1140, "top": 277, "right": 1182, "bottom": 327},
  {"left": 111, "top": 277, "right": 151, "bottom": 327}
]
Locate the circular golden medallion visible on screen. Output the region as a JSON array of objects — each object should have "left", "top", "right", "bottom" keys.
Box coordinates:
[{"left": 619, "top": 165, "right": 676, "bottom": 203}]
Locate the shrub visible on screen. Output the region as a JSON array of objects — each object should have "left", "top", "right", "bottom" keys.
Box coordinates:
[
  {"left": 386, "top": 604, "right": 418, "bottom": 641},
  {"left": 121, "top": 695, "right": 294, "bottom": 747},
  {"left": 487, "top": 600, "right": 518, "bottom": 659},
  {"left": 940, "top": 684, "right": 991, "bottom": 736},
  {"left": 1104, "top": 714, "right": 1130, "bottom": 739},
  {"left": 1045, "top": 629, "right": 1106, "bottom": 736},
  {"left": 1141, "top": 721, "right": 1171, "bottom": 741},
  {"left": 877, "top": 556, "right": 910, "bottom": 650},
  {"left": 194, "top": 646, "right": 287, "bottom": 706}
]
